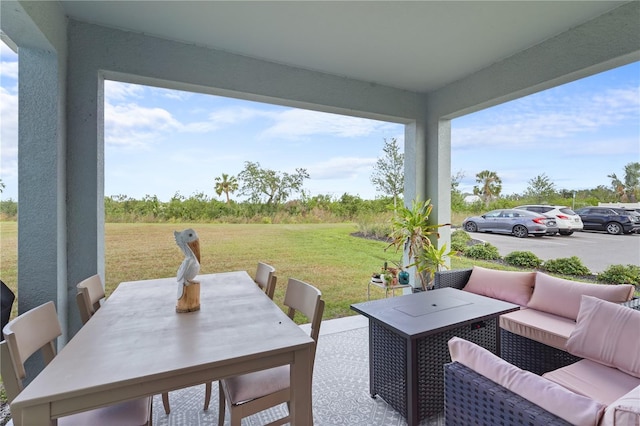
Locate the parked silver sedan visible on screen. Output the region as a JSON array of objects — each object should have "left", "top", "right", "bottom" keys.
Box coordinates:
[{"left": 462, "top": 209, "right": 559, "bottom": 238}]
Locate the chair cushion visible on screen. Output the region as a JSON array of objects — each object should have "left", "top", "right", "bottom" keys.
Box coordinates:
[
  {"left": 600, "top": 385, "right": 640, "bottom": 426},
  {"left": 462, "top": 266, "right": 535, "bottom": 306},
  {"left": 566, "top": 295, "right": 640, "bottom": 378},
  {"left": 448, "top": 337, "right": 605, "bottom": 426},
  {"left": 543, "top": 359, "right": 640, "bottom": 406},
  {"left": 59, "top": 397, "right": 152, "bottom": 426},
  {"left": 499, "top": 308, "right": 575, "bottom": 350},
  {"left": 527, "top": 272, "right": 633, "bottom": 320},
  {"left": 224, "top": 365, "right": 289, "bottom": 405}
]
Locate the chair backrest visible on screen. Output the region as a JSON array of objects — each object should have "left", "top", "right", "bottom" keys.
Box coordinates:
[
  {"left": 283, "top": 278, "right": 325, "bottom": 366},
  {"left": 76, "top": 274, "right": 105, "bottom": 324},
  {"left": 1, "top": 301, "right": 62, "bottom": 402},
  {"left": 255, "top": 262, "right": 277, "bottom": 299},
  {"left": 1, "top": 280, "right": 15, "bottom": 341}
]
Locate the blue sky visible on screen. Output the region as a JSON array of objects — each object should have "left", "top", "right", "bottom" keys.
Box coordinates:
[{"left": 1, "top": 39, "right": 638, "bottom": 202}]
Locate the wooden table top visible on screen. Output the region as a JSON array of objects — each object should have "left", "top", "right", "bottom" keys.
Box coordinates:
[{"left": 12, "top": 271, "right": 313, "bottom": 419}]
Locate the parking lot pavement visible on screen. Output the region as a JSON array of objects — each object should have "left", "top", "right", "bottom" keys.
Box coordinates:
[{"left": 464, "top": 229, "right": 640, "bottom": 273}]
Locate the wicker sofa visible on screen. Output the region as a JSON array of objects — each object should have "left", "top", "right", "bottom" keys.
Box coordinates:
[
  {"left": 434, "top": 267, "right": 640, "bottom": 374},
  {"left": 435, "top": 268, "right": 640, "bottom": 426}
]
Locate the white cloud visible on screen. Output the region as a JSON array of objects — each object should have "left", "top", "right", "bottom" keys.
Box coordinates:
[
  {"left": 307, "top": 156, "right": 376, "bottom": 180},
  {"left": 1, "top": 61, "right": 18, "bottom": 80},
  {"left": 104, "top": 81, "right": 145, "bottom": 102},
  {"left": 262, "top": 109, "right": 394, "bottom": 140},
  {"left": 104, "top": 102, "right": 181, "bottom": 148},
  {"left": 453, "top": 86, "right": 640, "bottom": 151}
]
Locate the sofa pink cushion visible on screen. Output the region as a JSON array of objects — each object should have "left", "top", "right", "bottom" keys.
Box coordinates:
[
  {"left": 499, "top": 309, "right": 575, "bottom": 350},
  {"left": 462, "top": 266, "right": 535, "bottom": 306},
  {"left": 543, "top": 359, "right": 640, "bottom": 406},
  {"left": 565, "top": 295, "right": 640, "bottom": 378},
  {"left": 448, "top": 337, "right": 605, "bottom": 426},
  {"left": 601, "top": 385, "right": 640, "bottom": 426},
  {"left": 527, "top": 272, "right": 633, "bottom": 320}
]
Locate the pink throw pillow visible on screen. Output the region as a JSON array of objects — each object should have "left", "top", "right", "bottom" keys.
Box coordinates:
[
  {"left": 566, "top": 295, "right": 640, "bottom": 378},
  {"left": 462, "top": 266, "right": 535, "bottom": 306},
  {"left": 448, "top": 337, "right": 605, "bottom": 426},
  {"left": 527, "top": 272, "right": 634, "bottom": 320}
]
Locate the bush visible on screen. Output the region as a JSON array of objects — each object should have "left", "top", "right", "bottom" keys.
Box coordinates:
[
  {"left": 450, "top": 229, "right": 472, "bottom": 252},
  {"left": 504, "top": 251, "right": 542, "bottom": 269},
  {"left": 597, "top": 264, "right": 640, "bottom": 285},
  {"left": 543, "top": 256, "right": 590, "bottom": 276},
  {"left": 463, "top": 243, "right": 500, "bottom": 260}
]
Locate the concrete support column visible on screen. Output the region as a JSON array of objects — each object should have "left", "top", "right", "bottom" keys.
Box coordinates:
[
  {"left": 17, "top": 48, "right": 68, "bottom": 376},
  {"left": 65, "top": 51, "right": 104, "bottom": 338}
]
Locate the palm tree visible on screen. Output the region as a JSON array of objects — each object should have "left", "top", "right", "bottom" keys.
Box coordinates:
[
  {"left": 473, "top": 170, "right": 502, "bottom": 208},
  {"left": 608, "top": 162, "right": 640, "bottom": 203},
  {"left": 214, "top": 173, "right": 239, "bottom": 204}
]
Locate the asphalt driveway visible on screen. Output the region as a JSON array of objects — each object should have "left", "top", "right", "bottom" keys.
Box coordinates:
[{"left": 466, "top": 229, "right": 640, "bottom": 273}]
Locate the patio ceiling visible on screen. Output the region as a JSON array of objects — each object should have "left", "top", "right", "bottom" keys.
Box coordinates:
[{"left": 60, "top": 1, "right": 627, "bottom": 93}]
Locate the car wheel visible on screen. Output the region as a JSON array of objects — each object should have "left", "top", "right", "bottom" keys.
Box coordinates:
[
  {"left": 512, "top": 225, "right": 528, "bottom": 238},
  {"left": 464, "top": 222, "right": 478, "bottom": 232},
  {"left": 605, "top": 222, "right": 623, "bottom": 235},
  {"left": 559, "top": 230, "right": 574, "bottom": 236}
]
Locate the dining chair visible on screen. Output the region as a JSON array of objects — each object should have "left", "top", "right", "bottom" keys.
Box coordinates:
[
  {"left": 255, "top": 262, "right": 277, "bottom": 299},
  {"left": 76, "top": 275, "right": 172, "bottom": 415},
  {"left": 212, "top": 277, "right": 325, "bottom": 426},
  {"left": 1, "top": 301, "right": 152, "bottom": 426},
  {"left": 0, "top": 280, "right": 15, "bottom": 341}
]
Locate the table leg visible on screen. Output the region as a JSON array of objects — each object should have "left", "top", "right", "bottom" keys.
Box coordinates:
[
  {"left": 291, "top": 346, "right": 312, "bottom": 425},
  {"left": 14, "top": 402, "right": 56, "bottom": 426}
]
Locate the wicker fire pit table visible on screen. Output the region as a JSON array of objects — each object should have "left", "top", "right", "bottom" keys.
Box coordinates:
[{"left": 351, "top": 287, "right": 518, "bottom": 426}]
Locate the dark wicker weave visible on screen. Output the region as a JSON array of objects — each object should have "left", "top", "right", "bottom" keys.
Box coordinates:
[
  {"left": 444, "top": 362, "right": 572, "bottom": 426},
  {"left": 500, "top": 329, "right": 582, "bottom": 375},
  {"left": 370, "top": 317, "right": 498, "bottom": 423},
  {"left": 433, "top": 269, "right": 472, "bottom": 290}
]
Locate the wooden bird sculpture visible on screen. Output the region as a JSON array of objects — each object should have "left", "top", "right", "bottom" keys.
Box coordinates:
[{"left": 174, "top": 228, "right": 201, "bottom": 311}]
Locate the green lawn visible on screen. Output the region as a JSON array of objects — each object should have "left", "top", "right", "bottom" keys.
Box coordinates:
[{"left": 0, "top": 222, "right": 507, "bottom": 322}]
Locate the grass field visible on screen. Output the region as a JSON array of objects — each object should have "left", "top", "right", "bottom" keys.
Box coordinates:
[{"left": 0, "top": 221, "right": 491, "bottom": 323}]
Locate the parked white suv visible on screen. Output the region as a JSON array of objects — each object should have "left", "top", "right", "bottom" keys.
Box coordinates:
[{"left": 514, "top": 205, "right": 584, "bottom": 235}]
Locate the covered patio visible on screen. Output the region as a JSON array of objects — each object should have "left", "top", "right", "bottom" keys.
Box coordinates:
[
  {"left": 1, "top": 2, "right": 639, "bottom": 423},
  {"left": 2, "top": 1, "right": 638, "bottom": 342}
]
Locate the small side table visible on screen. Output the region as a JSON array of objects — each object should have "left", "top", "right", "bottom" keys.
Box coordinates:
[{"left": 368, "top": 280, "right": 412, "bottom": 300}]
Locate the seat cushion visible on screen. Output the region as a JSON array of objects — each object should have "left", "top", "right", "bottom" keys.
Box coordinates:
[
  {"left": 499, "top": 308, "right": 576, "bottom": 350},
  {"left": 224, "top": 365, "right": 289, "bottom": 405},
  {"left": 60, "top": 397, "right": 151, "bottom": 426},
  {"left": 462, "top": 266, "right": 535, "bottom": 306},
  {"left": 543, "top": 359, "right": 640, "bottom": 406},
  {"left": 566, "top": 295, "right": 640, "bottom": 378},
  {"left": 448, "top": 337, "right": 605, "bottom": 426},
  {"left": 527, "top": 272, "right": 633, "bottom": 320},
  {"left": 600, "top": 385, "right": 640, "bottom": 426}
]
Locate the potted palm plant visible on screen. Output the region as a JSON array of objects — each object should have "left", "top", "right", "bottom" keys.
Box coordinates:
[{"left": 387, "top": 199, "right": 450, "bottom": 291}]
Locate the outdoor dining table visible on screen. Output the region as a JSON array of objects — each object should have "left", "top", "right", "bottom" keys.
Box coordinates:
[{"left": 9, "top": 271, "right": 314, "bottom": 425}]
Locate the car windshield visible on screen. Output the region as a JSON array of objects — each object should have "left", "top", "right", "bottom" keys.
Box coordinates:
[{"left": 559, "top": 208, "right": 577, "bottom": 215}]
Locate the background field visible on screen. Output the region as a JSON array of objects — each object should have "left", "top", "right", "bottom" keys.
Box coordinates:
[{"left": 0, "top": 222, "right": 487, "bottom": 322}]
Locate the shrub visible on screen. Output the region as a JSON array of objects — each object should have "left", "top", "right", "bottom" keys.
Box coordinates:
[
  {"left": 463, "top": 243, "right": 500, "bottom": 260},
  {"left": 504, "top": 251, "right": 542, "bottom": 269},
  {"left": 543, "top": 256, "right": 590, "bottom": 276},
  {"left": 450, "top": 229, "right": 472, "bottom": 252},
  {"left": 597, "top": 264, "right": 640, "bottom": 285}
]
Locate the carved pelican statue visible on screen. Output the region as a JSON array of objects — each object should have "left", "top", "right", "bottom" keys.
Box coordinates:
[{"left": 174, "top": 228, "right": 201, "bottom": 299}]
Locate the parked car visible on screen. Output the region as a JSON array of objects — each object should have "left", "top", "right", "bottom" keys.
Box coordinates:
[
  {"left": 462, "top": 209, "right": 558, "bottom": 238},
  {"left": 574, "top": 207, "right": 640, "bottom": 235},
  {"left": 514, "top": 205, "right": 584, "bottom": 235}
]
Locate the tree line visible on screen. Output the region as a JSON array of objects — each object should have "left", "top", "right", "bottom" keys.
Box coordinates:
[{"left": 0, "top": 141, "right": 637, "bottom": 222}]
